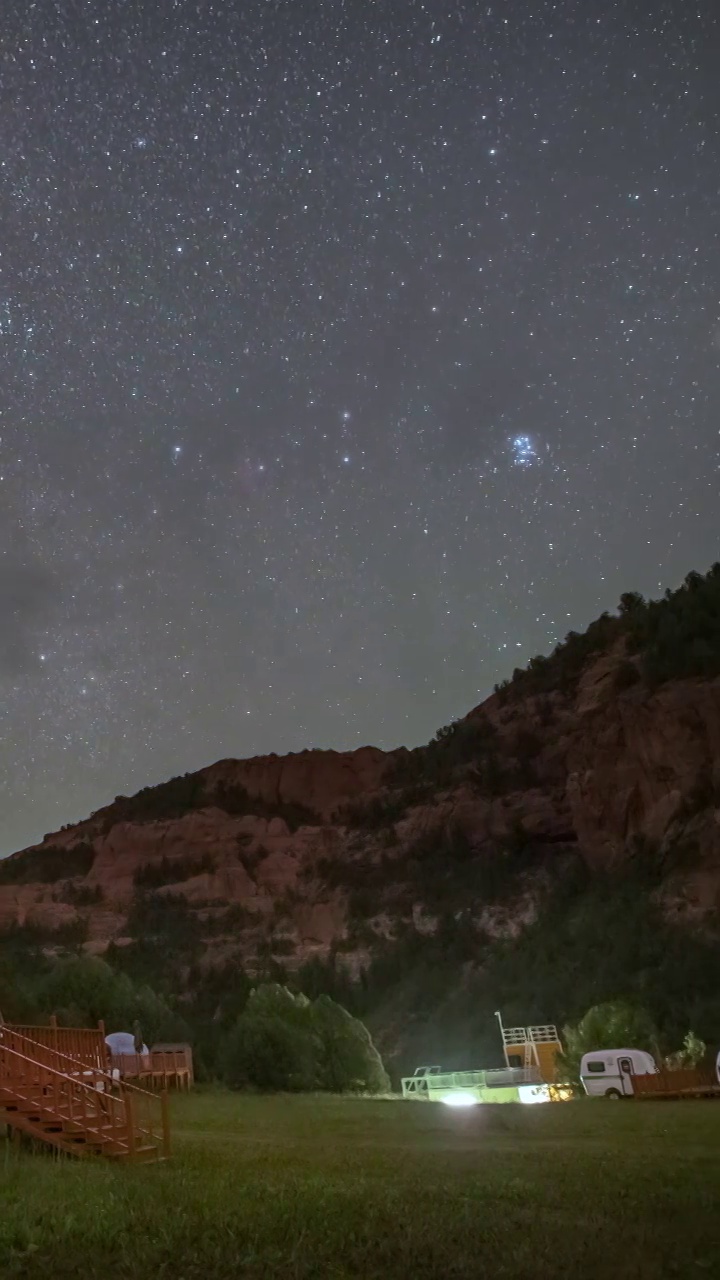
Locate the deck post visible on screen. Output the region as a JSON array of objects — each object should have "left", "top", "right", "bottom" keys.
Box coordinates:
[
  {"left": 495, "top": 1010, "right": 510, "bottom": 1068},
  {"left": 160, "top": 1089, "right": 171, "bottom": 1160},
  {"left": 125, "top": 1092, "right": 137, "bottom": 1162}
]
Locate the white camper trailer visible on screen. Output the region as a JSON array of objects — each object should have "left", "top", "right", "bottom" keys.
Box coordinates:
[{"left": 580, "top": 1048, "right": 658, "bottom": 1098}]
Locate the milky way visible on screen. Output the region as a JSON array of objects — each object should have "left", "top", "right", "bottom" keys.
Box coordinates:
[{"left": 1, "top": 1, "right": 718, "bottom": 853}]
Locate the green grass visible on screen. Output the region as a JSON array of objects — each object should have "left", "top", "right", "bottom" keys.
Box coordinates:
[{"left": 2, "top": 1090, "right": 719, "bottom": 1278}]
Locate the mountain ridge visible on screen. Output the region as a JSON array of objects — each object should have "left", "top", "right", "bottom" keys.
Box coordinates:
[{"left": 2, "top": 564, "right": 720, "bottom": 1071}]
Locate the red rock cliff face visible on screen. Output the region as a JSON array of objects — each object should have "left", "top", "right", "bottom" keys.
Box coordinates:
[
  {"left": 1, "top": 661, "right": 719, "bottom": 959},
  {"left": 566, "top": 676, "right": 720, "bottom": 867},
  {"left": 202, "top": 746, "right": 391, "bottom": 818}
]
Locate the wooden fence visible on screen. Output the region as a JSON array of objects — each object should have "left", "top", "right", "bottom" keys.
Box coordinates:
[{"left": 631, "top": 1068, "right": 720, "bottom": 1099}]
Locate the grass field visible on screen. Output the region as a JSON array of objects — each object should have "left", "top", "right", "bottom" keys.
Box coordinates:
[{"left": 2, "top": 1090, "right": 719, "bottom": 1278}]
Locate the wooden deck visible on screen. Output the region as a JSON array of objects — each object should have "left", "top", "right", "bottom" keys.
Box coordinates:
[
  {"left": 10, "top": 1018, "right": 194, "bottom": 1091},
  {"left": 8, "top": 1019, "right": 107, "bottom": 1068},
  {"left": 0, "top": 1024, "right": 170, "bottom": 1162},
  {"left": 109, "top": 1048, "right": 194, "bottom": 1091}
]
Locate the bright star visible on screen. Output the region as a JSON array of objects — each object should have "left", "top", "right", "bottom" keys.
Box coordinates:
[{"left": 510, "top": 435, "right": 538, "bottom": 467}]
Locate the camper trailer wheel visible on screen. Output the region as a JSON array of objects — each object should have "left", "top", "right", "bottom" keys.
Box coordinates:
[{"left": 604, "top": 1088, "right": 622, "bottom": 1099}]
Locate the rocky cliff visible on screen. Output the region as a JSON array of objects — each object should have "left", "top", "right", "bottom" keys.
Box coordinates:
[
  {"left": 2, "top": 566, "right": 720, "bottom": 1068},
  {"left": 2, "top": 641, "right": 719, "bottom": 958}
]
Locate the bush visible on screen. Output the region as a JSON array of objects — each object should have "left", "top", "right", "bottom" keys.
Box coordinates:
[
  {"left": 221, "top": 983, "right": 389, "bottom": 1093},
  {"left": 102, "top": 774, "right": 207, "bottom": 829},
  {"left": 213, "top": 783, "right": 317, "bottom": 832},
  {"left": 495, "top": 562, "right": 720, "bottom": 706},
  {"left": 222, "top": 1010, "right": 319, "bottom": 1091},
  {"left": 311, "top": 994, "right": 390, "bottom": 1092},
  {"left": 99, "top": 774, "right": 319, "bottom": 834},
  {"left": 60, "top": 881, "right": 104, "bottom": 906},
  {"left": 338, "top": 786, "right": 431, "bottom": 830},
  {"left": 384, "top": 719, "right": 498, "bottom": 791},
  {"left": 0, "top": 842, "right": 96, "bottom": 885},
  {"left": 125, "top": 892, "right": 204, "bottom": 962},
  {"left": 134, "top": 853, "right": 216, "bottom": 889},
  {"left": 665, "top": 1030, "right": 706, "bottom": 1070},
  {"left": 36, "top": 954, "right": 188, "bottom": 1043}
]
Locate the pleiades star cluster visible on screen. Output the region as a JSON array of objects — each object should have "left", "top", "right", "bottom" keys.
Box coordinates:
[{"left": 1, "top": 1, "right": 718, "bottom": 853}]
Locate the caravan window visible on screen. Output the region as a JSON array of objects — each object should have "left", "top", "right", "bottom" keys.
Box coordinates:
[{"left": 586, "top": 1061, "right": 606, "bottom": 1073}]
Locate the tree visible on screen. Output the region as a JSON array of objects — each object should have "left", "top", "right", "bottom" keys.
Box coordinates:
[
  {"left": 618, "top": 591, "right": 645, "bottom": 616},
  {"left": 0, "top": 953, "right": 40, "bottom": 1024},
  {"left": 37, "top": 955, "right": 186, "bottom": 1043},
  {"left": 222, "top": 983, "right": 321, "bottom": 1091},
  {"left": 311, "top": 995, "right": 390, "bottom": 1093},
  {"left": 221, "top": 983, "right": 389, "bottom": 1094},
  {"left": 222, "top": 1011, "right": 319, "bottom": 1091},
  {"left": 665, "top": 1031, "right": 706, "bottom": 1070},
  {"left": 560, "top": 1000, "right": 659, "bottom": 1084}
]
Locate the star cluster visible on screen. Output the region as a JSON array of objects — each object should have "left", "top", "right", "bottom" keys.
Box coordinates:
[{"left": 1, "top": 0, "right": 718, "bottom": 853}]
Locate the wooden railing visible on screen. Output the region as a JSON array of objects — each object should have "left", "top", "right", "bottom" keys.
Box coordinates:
[
  {"left": 8, "top": 1018, "right": 106, "bottom": 1069},
  {"left": 0, "top": 1026, "right": 169, "bottom": 1160},
  {"left": 631, "top": 1068, "right": 720, "bottom": 1098},
  {"left": 1, "top": 1040, "right": 129, "bottom": 1151},
  {"left": 110, "top": 1048, "right": 193, "bottom": 1089}
]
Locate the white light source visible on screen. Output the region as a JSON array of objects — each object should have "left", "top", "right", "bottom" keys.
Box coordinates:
[
  {"left": 518, "top": 1085, "right": 551, "bottom": 1105},
  {"left": 440, "top": 1091, "right": 478, "bottom": 1108}
]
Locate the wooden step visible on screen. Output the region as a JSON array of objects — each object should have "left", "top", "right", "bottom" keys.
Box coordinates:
[
  {"left": 6, "top": 1120, "right": 133, "bottom": 1158},
  {"left": 2, "top": 1041, "right": 169, "bottom": 1164}
]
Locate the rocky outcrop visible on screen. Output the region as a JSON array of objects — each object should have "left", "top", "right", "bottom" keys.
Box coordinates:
[
  {"left": 565, "top": 676, "right": 720, "bottom": 868},
  {"left": 203, "top": 746, "right": 390, "bottom": 818}
]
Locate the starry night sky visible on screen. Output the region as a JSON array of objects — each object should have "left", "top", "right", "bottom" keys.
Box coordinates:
[{"left": 1, "top": 0, "right": 718, "bottom": 855}]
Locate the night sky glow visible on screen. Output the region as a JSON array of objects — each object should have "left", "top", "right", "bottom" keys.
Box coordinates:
[{"left": 1, "top": 1, "right": 718, "bottom": 854}]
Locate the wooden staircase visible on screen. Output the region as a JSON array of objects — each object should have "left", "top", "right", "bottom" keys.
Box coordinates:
[{"left": 0, "top": 1025, "right": 170, "bottom": 1163}]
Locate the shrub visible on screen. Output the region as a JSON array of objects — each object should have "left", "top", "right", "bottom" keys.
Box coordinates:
[
  {"left": 665, "top": 1030, "right": 706, "bottom": 1070},
  {"left": 134, "top": 852, "right": 216, "bottom": 889},
  {"left": 0, "top": 842, "right": 96, "bottom": 885},
  {"left": 221, "top": 983, "right": 389, "bottom": 1093},
  {"left": 214, "top": 783, "right": 317, "bottom": 832},
  {"left": 311, "top": 995, "right": 390, "bottom": 1092},
  {"left": 486, "top": 563, "right": 720, "bottom": 707},
  {"left": 125, "top": 891, "right": 203, "bottom": 961},
  {"left": 384, "top": 718, "right": 498, "bottom": 791},
  {"left": 222, "top": 1010, "right": 319, "bottom": 1091},
  {"left": 338, "top": 788, "right": 428, "bottom": 830},
  {"left": 103, "top": 774, "right": 207, "bottom": 829},
  {"left": 60, "top": 881, "right": 104, "bottom": 905},
  {"left": 100, "top": 775, "right": 319, "bottom": 834},
  {"left": 37, "top": 954, "right": 187, "bottom": 1043}
]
